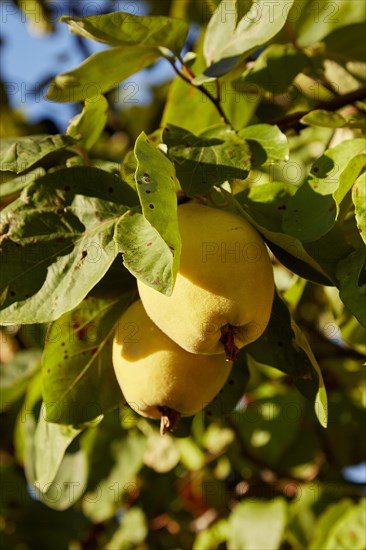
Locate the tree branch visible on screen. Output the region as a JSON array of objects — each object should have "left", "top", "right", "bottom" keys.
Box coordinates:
[{"left": 272, "top": 86, "right": 366, "bottom": 131}]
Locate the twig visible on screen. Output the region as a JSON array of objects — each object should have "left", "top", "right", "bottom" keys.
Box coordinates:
[{"left": 272, "top": 86, "right": 366, "bottom": 131}]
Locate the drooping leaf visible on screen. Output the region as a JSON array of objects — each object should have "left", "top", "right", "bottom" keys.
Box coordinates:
[
  {"left": 238, "top": 124, "right": 289, "bottom": 166},
  {"left": 236, "top": 44, "right": 310, "bottom": 94},
  {"left": 47, "top": 46, "right": 160, "bottom": 103},
  {"left": 0, "top": 167, "right": 136, "bottom": 324},
  {"left": 336, "top": 247, "right": 366, "bottom": 327},
  {"left": 0, "top": 349, "right": 41, "bottom": 409},
  {"left": 42, "top": 292, "right": 135, "bottom": 425},
  {"left": 67, "top": 96, "right": 109, "bottom": 150},
  {"left": 228, "top": 498, "right": 287, "bottom": 550},
  {"left": 282, "top": 138, "right": 366, "bottom": 242},
  {"left": 0, "top": 135, "right": 77, "bottom": 173},
  {"left": 34, "top": 403, "right": 84, "bottom": 488},
  {"left": 199, "top": 0, "right": 295, "bottom": 80},
  {"left": 164, "top": 124, "right": 250, "bottom": 196},
  {"left": 353, "top": 172, "right": 366, "bottom": 245},
  {"left": 61, "top": 11, "right": 189, "bottom": 55},
  {"left": 246, "top": 292, "right": 327, "bottom": 427}
]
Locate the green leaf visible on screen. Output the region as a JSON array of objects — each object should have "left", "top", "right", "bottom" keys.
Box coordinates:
[
  {"left": 233, "top": 184, "right": 332, "bottom": 284},
  {"left": 0, "top": 349, "right": 41, "bottom": 409},
  {"left": 193, "top": 519, "right": 229, "bottom": 550},
  {"left": 228, "top": 498, "right": 287, "bottom": 550},
  {"left": 246, "top": 292, "right": 327, "bottom": 427},
  {"left": 164, "top": 124, "right": 250, "bottom": 196},
  {"left": 204, "top": 350, "right": 250, "bottom": 419},
  {"left": 115, "top": 133, "right": 181, "bottom": 295},
  {"left": 301, "top": 110, "right": 350, "bottom": 128},
  {"left": 67, "top": 96, "right": 109, "bottom": 150},
  {"left": 0, "top": 168, "right": 45, "bottom": 198},
  {"left": 0, "top": 134, "right": 77, "bottom": 173},
  {"left": 337, "top": 247, "right": 366, "bottom": 327},
  {"left": 323, "top": 23, "right": 366, "bottom": 62},
  {"left": 353, "top": 172, "right": 366, "bottom": 245},
  {"left": 42, "top": 292, "right": 135, "bottom": 425},
  {"left": 82, "top": 433, "right": 146, "bottom": 522},
  {"left": 115, "top": 211, "right": 174, "bottom": 295},
  {"left": 106, "top": 507, "right": 148, "bottom": 550},
  {"left": 236, "top": 44, "right": 310, "bottom": 94},
  {"left": 238, "top": 124, "right": 289, "bottom": 166},
  {"left": 34, "top": 403, "right": 83, "bottom": 487},
  {"left": 201, "top": 0, "right": 295, "bottom": 79},
  {"left": 310, "top": 499, "right": 366, "bottom": 550},
  {"left": 47, "top": 46, "right": 160, "bottom": 103},
  {"left": 282, "top": 139, "right": 366, "bottom": 242},
  {"left": 289, "top": 0, "right": 366, "bottom": 48},
  {"left": 37, "top": 448, "right": 88, "bottom": 510},
  {"left": 61, "top": 12, "right": 189, "bottom": 55},
  {"left": 0, "top": 167, "right": 136, "bottom": 324}
]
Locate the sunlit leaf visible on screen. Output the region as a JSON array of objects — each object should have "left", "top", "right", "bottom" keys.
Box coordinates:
[
  {"left": 47, "top": 46, "right": 160, "bottom": 103},
  {"left": 337, "top": 247, "right": 366, "bottom": 327},
  {"left": 238, "top": 123, "right": 289, "bottom": 165},
  {"left": 0, "top": 135, "right": 76, "bottom": 173},
  {"left": 61, "top": 11, "right": 189, "bottom": 55},
  {"left": 67, "top": 96, "right": 109, "bottom": 150},
  {"left": 0, "top": 167, "right": 136, "bottom": 324},
  {"left": 353, "top": 172, "right": 366, "bottom": 245}
]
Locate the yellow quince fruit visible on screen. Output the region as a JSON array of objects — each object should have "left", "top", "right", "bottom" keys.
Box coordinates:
[
  {"left": 137, "top": 203, "right": 274, "bottom": 360},
  {"left": 112, "top": 300, "right": 232, "bottom": 434}
]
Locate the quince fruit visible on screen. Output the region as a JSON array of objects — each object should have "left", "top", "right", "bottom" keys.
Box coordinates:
[
  {"left": 112, "top": 300, "right": 232, "bottom": 434},
  {"left": 138, "top": 203, "right": 274, "bottom": 360}
]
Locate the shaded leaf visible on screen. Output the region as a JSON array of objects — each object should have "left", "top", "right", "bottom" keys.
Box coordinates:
[
  {"left": 323, "top": 23, "right": 366, "bottom": 62},
  {"left": 0, "top": 349, "right": 41, "bottom": 409},
  {"left": 42, "top": 292, "right": 135, "bottom": 425},
  {"left": 246, "top": 292, "right": 327, "bottom": 427},
  {"left": 47, "top": 46, "right": 160, "bottom": 103},
  {"left": 353, "top": 172, "right": 366, "bottom": 245},
  {"left": 337, "top": 247, "right": 366, "bottom": 327},
  {"left": 164, "top": 124, "right": 250, "bottom": 196},
  {"left": 283, "top": 138, "right": 366, "bottom": 242},
  {"left": 0, "top": 135, "right": 76, "bottom": 173},
  {"left": 34, "top": 403, "right": 83, "bottom": 487},
  {"left": 0, "top": 167, "right": 135, "bottom": 324},
  {"left": 238, "top": 123, "right": 289, "bottom": 166},
  {"left": 204, "top": 349, "right": 250, "bottom": 419},
  {"left": 67, "top": 96, "right": 109, "bottom": 150},
  {"left": 61, "top": 11, "right": 188, "bottom": 55},
  {"left": 236, "top": 44, "right": 310, "bottom": 94},
  {"left": 233, "top": 184, "right": 332, "bottom": 284},
  {"left": 228, "top": 497, "right": 287, "bottom": 550}
]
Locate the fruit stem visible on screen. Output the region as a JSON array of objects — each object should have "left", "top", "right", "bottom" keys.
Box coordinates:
[
  {"left": 220, "top": 324, "right": 239, "bottom": 362},
  {"left": 158, "top": 407, "right": 181, "bottom": 435}
]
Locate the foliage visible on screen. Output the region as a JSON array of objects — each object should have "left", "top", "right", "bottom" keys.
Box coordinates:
[{"left": 1, "top": 1, "right": 365, "bottom": 548}]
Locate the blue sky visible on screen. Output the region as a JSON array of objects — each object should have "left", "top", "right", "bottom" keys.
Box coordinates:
[{"left": 1, "top": 0, "right": 177, "bottom": 131}]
